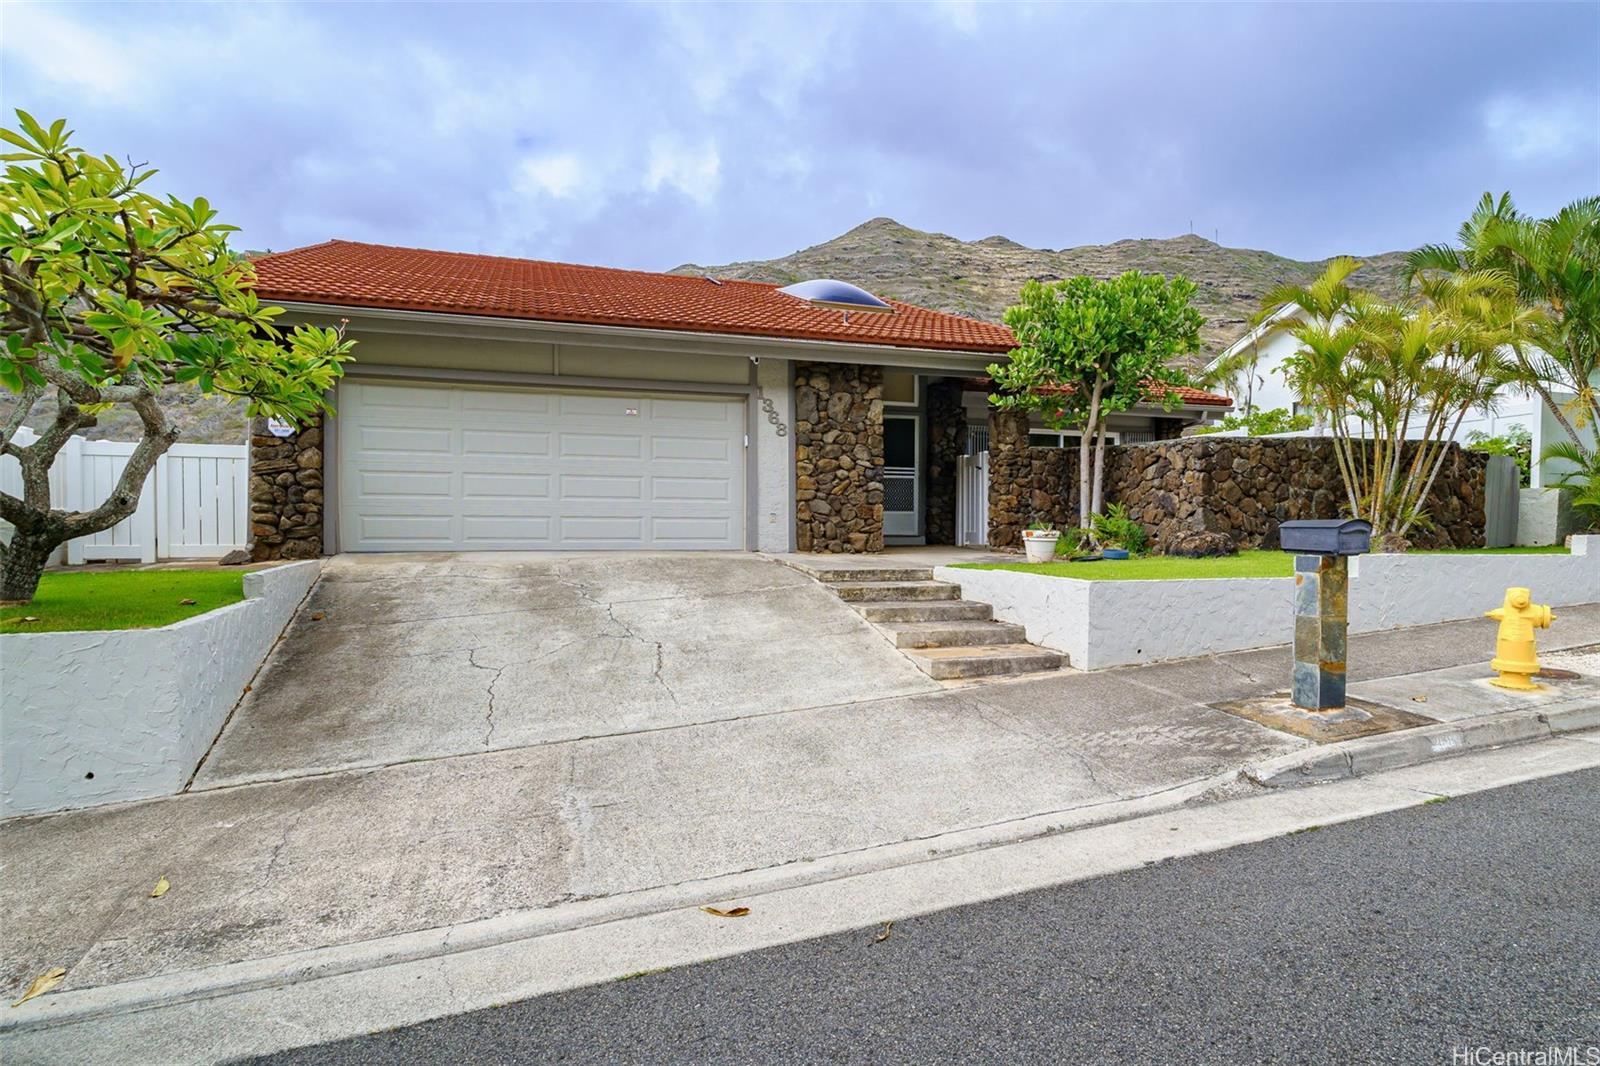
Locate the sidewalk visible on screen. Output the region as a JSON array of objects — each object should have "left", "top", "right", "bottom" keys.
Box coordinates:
[{"left": 3, "top": 606, "right": 1597, "bottom": 1032}]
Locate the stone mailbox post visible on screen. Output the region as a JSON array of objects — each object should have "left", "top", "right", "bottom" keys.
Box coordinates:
[{"left": 1280, "top": 519, "right": 1372, "bottom": 711}]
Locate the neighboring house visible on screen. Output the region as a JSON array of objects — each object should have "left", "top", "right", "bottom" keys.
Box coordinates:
[
  {"left": 247, "top": 241, "right": 1230, "bottom": 554},
  {"left": 1207, "top": 306, "right": 1595, "bottom": 489}
]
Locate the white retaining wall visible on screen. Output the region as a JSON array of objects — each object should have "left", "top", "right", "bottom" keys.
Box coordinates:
[
  {"left": 0, "top": 561, "right": 321, "bottom": 818},
  {"left": 936, "top": 536, "right": 1599, "bottom": 671}
]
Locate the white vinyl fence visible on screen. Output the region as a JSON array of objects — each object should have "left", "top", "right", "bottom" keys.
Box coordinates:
[
  {"left": 1, "top": 427, "right": 248, "bottom": 564},
  {"left": 956, "top": 450, "right": 989, "bottom": 547}
]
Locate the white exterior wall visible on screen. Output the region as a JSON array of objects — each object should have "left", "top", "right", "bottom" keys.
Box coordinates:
[
  {"left": 936, "top": 537, "right": 1598, "bottom": 670},
  {"left": 0, "top": 561, "right": 321, "bottom": 817},
  {"left": 754, "top": 358, "right": 795, "bottom": 552}
]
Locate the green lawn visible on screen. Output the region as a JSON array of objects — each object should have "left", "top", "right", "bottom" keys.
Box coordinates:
[
  {"left": 955, "top": 545, "right": 1571, "bottom": 582},
  {"left": 1, "top": 570, "right": 246, "bottom": 632}
]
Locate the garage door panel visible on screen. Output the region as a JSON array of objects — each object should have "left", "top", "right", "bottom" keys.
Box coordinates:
[
  {"left": 559, "top": 433, "right": 644, "bottom": 459},
  {"left": 463, "top": 390, "right": 552, "bottom": 415},
  {"left": 461, "top": 516, "right": 554, "bottom": 543},
  {"left": 462, "top": 429, "right": 552, "bottom": 457},
  {"left": 357, "top": 471, "right": 454, "bottom": 497},
  {"left": 652, "top": 476, "right": 731, "bottom": 501},
  {"left": 651, "top": 397, "right": 736, "bottom": 423},
  {"left": 650, "top": 516, "right": 736, "bottom": 544},
  {"left": 559, "top": 516, "right": 646, "bottom": 543},
  {"left": 560, "top": 474, "right": 644, "bottom": 500},
  {"left": 355, "top": 514, "right": 456, "bottom": 543},
  {"left": 462, "top": 473, "right": 551, "bottom": 499},
  {"left": 339, "top": 381, "right": 744, "bottom": 551},
  {"left": 557, "top": 393, "right": 639, "bottom": 417},
  {"left": 357, "top": 426, "right": 454, "bottom": 455},
  {"left": 651, "top": 434, "right": 734, "bottom": 462},
  {"left": 357, "top": 383, "right": 455, "bottom": 411}
]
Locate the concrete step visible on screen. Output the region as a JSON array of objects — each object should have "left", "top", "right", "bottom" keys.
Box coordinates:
[
  {"left": 881, "top": 620, "right": 1029, "bottom": 649},
  {"left": 828, "top": 580, "right": 960, "bottom": 603},
  {"left": 853, "top": 600, "right": 995, "bottom": 623},
  {"left": 904, "top": 644, "right": 1066, "bottom": 680},
  {"left": 797, "top": 566, "right": 937, "bottom": 584}
]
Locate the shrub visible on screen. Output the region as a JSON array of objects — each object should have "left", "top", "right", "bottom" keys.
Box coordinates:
[
  {"left": 1465, "top": 426, "right": 1532, "bottom": 487},
  {"left": 1091, "top": 504, "right": 1147, "bottom": 554},
  {"left": 1192, "top": 407, "right": 1314, "bottom": 437}
]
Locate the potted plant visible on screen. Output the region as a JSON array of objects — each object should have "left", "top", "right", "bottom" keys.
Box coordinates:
[{"left": 1022, "top": 521, "right": 1060, "bottom": 564}]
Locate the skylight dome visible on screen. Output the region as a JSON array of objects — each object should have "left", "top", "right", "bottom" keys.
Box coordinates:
[{"left": 777, "top": 278, "right": 894, "bottom": 314}]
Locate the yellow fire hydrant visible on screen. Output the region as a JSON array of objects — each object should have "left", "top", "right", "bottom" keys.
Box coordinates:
[{"left": 1485, "top": 587, "right": 1555, "bottom": 691}]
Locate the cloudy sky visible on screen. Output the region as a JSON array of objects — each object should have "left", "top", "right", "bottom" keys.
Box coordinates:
[{"left": 2, "top": 2, "right": 1595, "bottom": 271}]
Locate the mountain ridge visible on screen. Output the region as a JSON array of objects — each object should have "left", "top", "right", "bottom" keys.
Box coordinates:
[
  {"left": 675, "top": 216, "right": 1411, "bottom": 364},
  {"left": 6, "top": 218, "right": 1413, "bottom": 444}
]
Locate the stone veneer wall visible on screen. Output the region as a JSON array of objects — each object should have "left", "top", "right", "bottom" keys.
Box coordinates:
[
  {"left": 249, "top": 414, "right": 324, "bottom": 560},
  {"left": 923, "top": 379, "right": 966, "bottom": 545},
  {"left": 986, "top": 408, "right": 1033, "bottom": 549},
  {"left": 987, "top": 435, "right": 1487, "bottom": 551},
  {"left": 794, "top": 362, "right": 884, "bottom": 553}
]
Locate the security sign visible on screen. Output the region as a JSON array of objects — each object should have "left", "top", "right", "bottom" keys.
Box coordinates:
[{"left": 266, "top": 417, "right": 296, "bottom": 438}]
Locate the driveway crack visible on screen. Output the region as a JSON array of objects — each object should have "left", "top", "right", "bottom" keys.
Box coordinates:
[
  {"left": 554, "top": 564, "right": 680, "bottom": 707},
  {"left": 468, "top": 648, "right": 507, "bottom": 747}
]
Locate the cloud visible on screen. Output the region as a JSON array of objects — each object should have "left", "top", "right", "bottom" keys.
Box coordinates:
[
  {"left": 1482, "top": 95, "right": 1599, "bottom": 162},
  {"left": 516, "top": 154, "right": 585, "bottom": 200},
  {"left": 645, "top": 137, "right": 721, "bottom": 204},
  {"left": 0, "top": 0, "right": 1594, "bottom": 271}
]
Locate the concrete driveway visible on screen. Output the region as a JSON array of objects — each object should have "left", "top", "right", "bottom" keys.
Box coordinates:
[{"left": 194, "top": 553, "right": 940, "bottom": 788}]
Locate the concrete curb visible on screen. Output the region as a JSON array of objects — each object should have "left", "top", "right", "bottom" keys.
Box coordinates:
[
  {"left": 10, "top": 736, "right": 1600, "bottom": 1066},
  {"left": 1244, "top": 700, "right": 1600, "bottom": 787},
  {"left": 7, "top": 698, "right": 1595, "bottom": 1038},
  {"left": 0, "top": 772, "right": 1233, "bottom": 1035}
]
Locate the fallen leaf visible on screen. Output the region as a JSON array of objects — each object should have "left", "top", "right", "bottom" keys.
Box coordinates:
[
  {"left": 178, "top": 598, "right": 197, "bottom": 606},
  {"left": 11, "top": 968, "right": 66, "bottom": 1007},
  {"left": 699, "top": 905, "right": 749, "bottom": 919},
  {"left": 150, "top": 875, "right": 169, "bottom": 898},
  {"left": 872, "top": 921, "right": 894, "bottom": 944},
  {"left": 310, "top": 612, "right": 325, "bottom": 621},
  {"left": 1410, "top": 695, "right": 1428, "bottom": 703}
]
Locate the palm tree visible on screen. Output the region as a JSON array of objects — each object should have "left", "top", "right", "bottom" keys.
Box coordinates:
[
  {"left": 1408, "top": 193, "right": 1600, "bottom": 464},
  {"left": 1540, "top": 442, "right": 1600, "bottom": 531},
  {"left": 1274, "top": 263, "right": 1527, "bottom": 545}
]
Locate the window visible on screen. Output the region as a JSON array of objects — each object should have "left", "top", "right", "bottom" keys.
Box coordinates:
[{"left": 881, "top": 371, "right": 919, "bottom": 406}]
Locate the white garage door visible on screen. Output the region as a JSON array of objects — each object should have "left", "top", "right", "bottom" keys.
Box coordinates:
[{"left": 337, "top": 380, "right": 746, "bottom": 551}]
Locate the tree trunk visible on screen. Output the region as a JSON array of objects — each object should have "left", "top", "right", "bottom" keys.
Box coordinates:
[
  {"left": 1090, "top": 418, "right": 1110, "bottom": 517},
  {"left": 0, "top": 531, "right": 58, "bottom": 604},
  {"left": 1079, "top": 376, "right": 1105, "bottom": 528}
]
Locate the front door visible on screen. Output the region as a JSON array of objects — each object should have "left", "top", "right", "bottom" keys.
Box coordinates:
[{"left": 883, "top": 414, "right": 920, "bottom": 539}]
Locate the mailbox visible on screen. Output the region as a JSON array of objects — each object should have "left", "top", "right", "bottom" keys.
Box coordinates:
[{"left": 1278, "top": 518, "right": 1372, "bottom": 557}]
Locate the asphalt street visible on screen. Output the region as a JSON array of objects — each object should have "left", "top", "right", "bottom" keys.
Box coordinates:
[{"left": 248, "top": 768, "right": 1600, "bottom": 1065}]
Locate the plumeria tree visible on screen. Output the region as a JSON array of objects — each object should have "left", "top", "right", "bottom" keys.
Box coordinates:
[
  {"left": 0, "top": 112, "right": 355, "bottom": 602},
  {"left": 989, "top": 271, "right": 1202, "bottom": 526}
]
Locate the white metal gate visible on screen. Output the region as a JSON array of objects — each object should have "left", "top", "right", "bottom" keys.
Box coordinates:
[{"left": 956, "top": 450, "right": 989, "bottom": 546}]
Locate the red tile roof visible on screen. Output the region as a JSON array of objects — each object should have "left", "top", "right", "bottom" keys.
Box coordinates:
[
  {"left": 962, "top": 377, "right": 1234, "bottom": 409},
  {"left": 249, "top": 240, "right": 1016, "bottom": 354}
]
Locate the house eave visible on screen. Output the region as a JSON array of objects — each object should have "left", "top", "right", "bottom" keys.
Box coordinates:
[
  {"left": 274, "top": 300, "right": 1009, "bottom": 373},
  {"left": 1206, "top": 304, "right": 1304, "bottom": 371}
]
